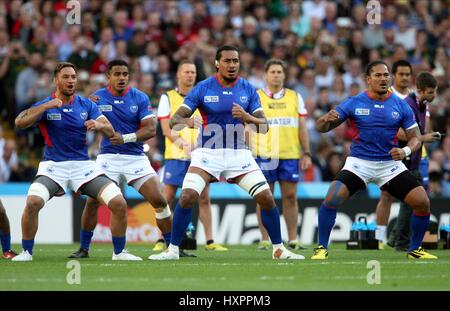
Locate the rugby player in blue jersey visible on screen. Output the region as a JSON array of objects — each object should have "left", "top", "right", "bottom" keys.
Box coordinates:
[
  {"left": 150, "top": 46, "right": 304, "bottom": 260},
  {"left": 313, "top": 60, "right": 437, "bottom": 260},
  {"left": 68, "top": 60, "right": 173, "bottom": 259},
  {"left": 13, "top": 62, "right": 137, "bottom": 261}
]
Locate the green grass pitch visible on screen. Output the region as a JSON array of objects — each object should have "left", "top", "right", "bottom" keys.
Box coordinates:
[{"left": 1, "top": 243, "right": 449, "bottom": 291}]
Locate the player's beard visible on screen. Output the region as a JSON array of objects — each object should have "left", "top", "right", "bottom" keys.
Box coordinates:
[
  {"left": 223, "top": 75, "right": 237, "bottom": 83},
  {"left": 62, "top": 88, "right": 74, "bottom": 97}
]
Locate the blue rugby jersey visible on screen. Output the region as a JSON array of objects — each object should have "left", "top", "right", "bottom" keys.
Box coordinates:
[
  {"left": 182, "top": 75, "right": 262, "bottom": 149},
  {"left": 95, "top": 86, "right": 154, "bottom": 155},
  {"left": 32, "top": 94, "right": 103, "bottom": 161},
  {"left": 335, "top": 91, "right": 417, "bottom": 161}
]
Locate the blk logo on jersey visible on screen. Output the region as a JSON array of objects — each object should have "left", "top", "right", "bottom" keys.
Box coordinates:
[
  {"left": 391, "top": 111, "right": 399, "bottom": 119},
  {"left": 114, "top": 100, "right": 124, "bottom": 104},
  {"left": 204, "top": 96, "right": 219, "bottom": 103},
  {"left": 80, "top": 112, "right": 88, "bottom": 120},
  {"left": 47, "top": 113, "right": 61, "bottom": 120},
  {"left": 63, "top": 108, "right": 73, "bottom": 112},
  {"left": 355, "top": 108, "right": 370, "bottom": 116}
]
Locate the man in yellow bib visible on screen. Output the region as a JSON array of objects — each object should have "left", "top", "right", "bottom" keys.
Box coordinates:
[
  {"left": 251, "top": 59, "right": 312, "bottom": 250},
  {"left": 157, "top": 60, "right": 227, "bottom": 252}
]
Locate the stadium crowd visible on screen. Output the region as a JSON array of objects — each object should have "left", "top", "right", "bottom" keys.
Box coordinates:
[{"left": 0, "top": 0, "right": 449, "bottom": 196}]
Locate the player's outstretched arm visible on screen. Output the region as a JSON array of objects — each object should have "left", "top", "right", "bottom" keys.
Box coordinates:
[
  {"left": 170, "top": 106, "right": 196, "bottom": 131},
  {"left": 389, "top": 126, "right": 421, "bottom": 161},
  {"left": 316, "top": 109, "right": 344, "bottom": 133},
  {"left": 15, "top": 98, "right": 62, "bottom": 129}
]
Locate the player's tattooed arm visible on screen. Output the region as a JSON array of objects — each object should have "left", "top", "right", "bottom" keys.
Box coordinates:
[
  {"left": 170, "top": 106, "right": 196, "bottom": 131},
  {"left": 15, "top": 98, "right": 63, "bottom": 129},
  {"left": 389, "top": 125, "right": 421, "bottom": 160},
  {"left": 405, "top": 125, "right": 422, "bottom": 153},
  {"left": 316, "top": 109, "right": 345, "bottom": 133}
]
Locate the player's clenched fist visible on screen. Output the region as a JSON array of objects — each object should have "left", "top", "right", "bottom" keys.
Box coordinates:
[
  {"left": 45, "top": 98, "right": 63, "bottom": 109},
  {"left": 84, "top": 119, "right": 102, "bottom": 131},
  {"left": 187, "top": 115, "right": 203, "bottom": 128},
  {"left": 323, "top": 109, "right": 340, "bottom": 122},
  {"left": 389, "top": 147, "right": 406, "bottom": 161},
  {"left": 110, "top": 132, "right": 125, "bottom": 145},
  {"left": 88, "top": 94, "right": 100, "bottom": 103},
  {"left": 232, "top": 103, "right": 249, "bottom": 122}
]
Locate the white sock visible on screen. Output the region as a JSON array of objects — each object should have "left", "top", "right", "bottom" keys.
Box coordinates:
[
  {"left": 168, "top": 244, "right": 179, "bottom": 254},
  {"left": 376, "top": 225, "right": 387, "bottom": 242}
]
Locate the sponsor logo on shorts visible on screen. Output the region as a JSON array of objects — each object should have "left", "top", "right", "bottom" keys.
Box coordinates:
[
  {"left": 165, "top": 172, "right": 172, "bottom": 179},
  {"left": 80, "top": 112, "right": 88, "bottom": 120},
  {"left": 241, "top": 163, "right": 251, "bottom": 169},
  {"left": 391, "top": 111, "right": 399, "bottom": 119},
  {"left": 99, "top": 105, "right": 112, "bottom": 112},
  {"left": 134, "top": 168, "right": 144, "bottom": 174},
  {"left": 204, "top": 96, "right": 219, "bottom": 103},
  {"left": 84, "top": 170, "right": 94, "bottom": 177},
  {"left": 201, "top": 157, "right": 208, "bottom": 164},
  {"left": 101, "top": 162, "right": 108, "bottom": 170},
  {"left": 47, "top": 113, "right": 61, "bottom": 120},
  {"left": 130, "top": 105, "right": 138, "bottom": 113},
  {"left": 390, "top": 165, "right": 399, "bottom": 172},
  {"left": 292, "top": 174, "right": 299, "bottom": 178},
  {"left": 47, "top": 166, "right": 55, "bottom": 173},
  {"left": 355, "top": 108, "right": 370, "bottom": 116}
]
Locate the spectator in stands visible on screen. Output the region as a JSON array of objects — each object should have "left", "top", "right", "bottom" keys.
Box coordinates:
[
  {"left": 14, "top": 52, "right": 43, "bottom": 114},
  {"left": 67, "top": 36, "right": 98, "bottom": 71},
  {"left": 94, "top": 27, "right": 116, "bottom": 62}
]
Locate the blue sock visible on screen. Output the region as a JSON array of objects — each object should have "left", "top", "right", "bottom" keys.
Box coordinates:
[
  {"left": 112, "top": 236, "right": 126, "bottom": 255},
  {"left": 318, "top": 203, "right": 337, "bottom": 248},
  {"left": 0, "top": 231, "right": 11, "bottom": 252},
  {"left": 170, "top": 203, "right": 192, "bottom": 246},
  {"left": 261, "top": 207, "right": 282, "bottom": 244},
  {"left": 80, "top": 230, "right": 94, "bottom": 251},
  {"left": 409, "top": 213, "right": 430, "bottom": 251},
  {"left": 163, "top": 232, "right": 172, "bottom": 246},
  {"left": 22, "top": 239, "right": 34, "bottom": 255}
]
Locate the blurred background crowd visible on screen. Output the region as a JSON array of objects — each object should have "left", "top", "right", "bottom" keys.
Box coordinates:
[{"left": 0, "top": 0, "right": 449, "bottom": 196}]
